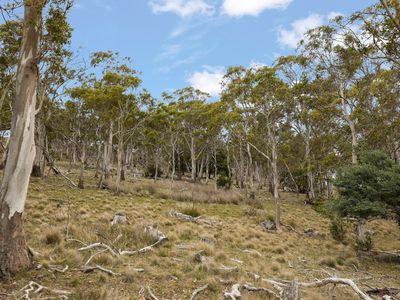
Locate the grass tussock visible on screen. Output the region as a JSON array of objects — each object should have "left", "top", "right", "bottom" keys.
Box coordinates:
[{"left": 105, "top": 179, "right": 243, "bottom": 205}]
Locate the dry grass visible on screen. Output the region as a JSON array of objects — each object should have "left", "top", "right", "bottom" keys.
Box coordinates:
[
  {"left": 105, "top": 178, "right": 243, "bottom": 205},
  {"left": 0, "top": 167, "right": 399, "bottom": 299}
]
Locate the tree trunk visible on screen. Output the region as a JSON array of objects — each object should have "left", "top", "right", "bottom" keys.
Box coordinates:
[
  {"left": 116, "top": 119, "right": 124, "bottom": 192},
  {"left": 349, "top": 119, "right": 358, "bottom": 164},
  {"left": 32, "top": 113, "right": 46, "bottom": 177},
  {"left": 214, "top": 147, "right": 218, "bottom": 191},
  {"left": 0, "top": 0, "right": 43, "bottom": 277},
  {"left": 356, "top": 219, "right": 366, "bottom": 242},
  {"left": 78, "top": 143, "right": 86, "bottom": 189},
  {"left": 246, "top": 143, "right": 255, "bottom": 199},
  {"left": 169, "top": 138, "right": 176, "bottom": 192},
  {"left": 270, "top": 128, "right": 281, "bottom": 232},
  {"left": 205, "top": 152, "right": 209, "bottom": 184},
  {"left": 239, "top": 139, "right": 245, "bottom": 189},
  {"left": 305, "top": 128, "right": 315, "bottom": 201},
  {"left": 104, "top": 121, "right": 113, "bottom": 180},
  {"left": 198, "top": 154, "right": 205, "bottom": 182},
  {"left": 339, "top": 84, "right": 358, "bottom": 164},
  {"left": 190, "top": 135, "right": 196, "bottom": 182}
]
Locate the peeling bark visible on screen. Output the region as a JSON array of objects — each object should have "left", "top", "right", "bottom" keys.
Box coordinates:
[{"left": 0, "top": 0, "right": 43, "bottom": 277}]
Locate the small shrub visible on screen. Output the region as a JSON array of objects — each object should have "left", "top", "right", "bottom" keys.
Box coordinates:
[
  {"left": 330, "top": 217, "right": 346, "bottom": 242},
  {"left": 216, "top": 175, "right": 232, "bottom": 190},
  {"left": 266, "top": 214, "right": 275, "bottom": 223},
  {"left": 319, "top": 257, "right": 336, "bottom": 268},
  {"left": 242, "top": 206, "right": 259, "bottom": 217},
  {"left": 354, "top": 235, "right": 373, "bottom": 251},
  {"left": 44, "top": 229, "right": 62, "bottom": 245},
  {"left": 181, "top": 204, "right": 201, "bottom": 218}
]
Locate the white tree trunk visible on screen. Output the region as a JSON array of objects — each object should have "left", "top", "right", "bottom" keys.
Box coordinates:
[
  {"left": 0, "top": 0, "right": 43, "bottom": 277},
  {"left": 191, "top": 135, "right": 196, "bottom": 181}
]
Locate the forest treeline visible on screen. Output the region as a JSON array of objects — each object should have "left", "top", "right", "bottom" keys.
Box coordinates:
[{"left": 0, "top": 0, "right": 399, "bottom": 278}]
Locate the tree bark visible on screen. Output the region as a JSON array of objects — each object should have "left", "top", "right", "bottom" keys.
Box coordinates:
[
  {"left": 116, "top": 119, "right": 124, "bottom": 191},
  {"left": 270, "top": 128, "right": 281, "bottom": 232},
  {"left": 78, "top": 142, "right": 86, "bottom": 189},
  {"left": 104, "top": 121, "right": 113, "bottom": 180},
  {"left": 190, "top": 135, "right": 196, "bottom": 182},
  {"left": 246, "top": 142, "right": 255, "bottom": 199},
  {"left": 356, "top": 218, "right": 366, "bottom": 242},
  {"left": 32, "top": 112, "right": 46, "bottom": 177},
  {"left": 0, "top": 0, "right": 43, "bottom": 278},
  {"left": 305, "top": 127, "right": 315, "bottom": 201}
]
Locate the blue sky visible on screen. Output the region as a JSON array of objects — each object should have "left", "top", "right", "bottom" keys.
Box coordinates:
[{"left": 69, "top": 0, "right": 376, "bottom": 99}]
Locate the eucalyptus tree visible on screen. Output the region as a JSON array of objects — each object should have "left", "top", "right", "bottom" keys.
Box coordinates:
[
  {"left": 276, "top": 55, "right": 340, "bottom": 200},
  {"left": 32, "top": 3, "right": 74, "bottom": 177},
  {"left": 221, "top": 66, "right": 253, "bottom": 191},
  {"left": 173, "top": 87, "right": 210, "bottom": 182},
  {"left": 0, "top": 0, "right": 75, "bottom": 278},
  {"left": 222, "top": 65, "right": 291, "bottom": 230},
  {"left": 301, "top": 24, "right": 369, "bottom": 164},
  {"left": 252, "top": 67, "right": 291, "bottom": 231}
]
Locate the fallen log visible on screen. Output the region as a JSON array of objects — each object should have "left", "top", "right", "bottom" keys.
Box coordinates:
[
  {"left": 262, "top": 277, "right": 373, "bottom": 300},
  {"left": 190, "top": 284, "right": 208, "bottom": 300},
  {"left": 358, "top": 250, "right": 400, "bottom": 264},
  {"left": 119, "top": 227, "right": 167, "bottom": 256},
  {"left": 169, "top": 211, "right": 213, "bottom": 225},
  {"left": 224, "top": 284, "right": 241, "bottom": 300},
  {"left": 82, "top": 264, "right": 120, "bottom": 276}
]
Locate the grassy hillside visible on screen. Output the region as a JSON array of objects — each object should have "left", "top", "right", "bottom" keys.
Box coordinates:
[{"left": 0, "top": 170, "right": 399, "bottom": 299}]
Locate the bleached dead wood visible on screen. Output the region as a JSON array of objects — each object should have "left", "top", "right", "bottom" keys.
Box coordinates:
[
  {"left": 243, "top": 284, "right": 280, "bottom": 299},
  {"left": 48, "top": 265, "right": 69, "bottom": 273},
  {"left": 189, "top": 284, "right": 208, "bottom": 300},
  {"left": 224, "top": 284, "right": 241, "bottom": 300},
  {"left": 300, "top": 278, "right": 372, "bottom": 300},
  {"left": 119, "top": 226, "right": 167, "bottom": 255},
  {"left": 50, "top": 163, "right": 78, "bottom": 188},
  {"left": 119, "top": 234, "right": 167, "bottom": 256},
  {"left": 110, "top": 212, "right": 129, "bottom": 225},
  {"left": 82, "top": 264, "right": 120, "bottom": 276},
  {"left": 145, "top": 286, "right": 161, "bottom": 300},
  {"left": 18, "top": 281, "right": 71, "bottom": 299},
  {"left": 84, "top": 249, "right": 108, "bottom": 266},
  {"left": 263, "top": 277, "right": 373, "bottom": 300},
  {"left": 283, "top": 280, "right": 300, "bottom": 300},
  {"left": 169, "top": 211, "right": 213, "bottom": 225},
  {"left": 78, "top": 242, "right": 118, "bottom": 256}
]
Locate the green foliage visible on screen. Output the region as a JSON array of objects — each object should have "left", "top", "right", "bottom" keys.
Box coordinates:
[
  {"left": 181, "top": 204, "right": 201, "bottom": 218},
  {"left": 354, "top": 234, "right": 373, "bottom": 252},
  {"left": 332, "top": 150, "right": 400, "bottom": 221},
  {"left": 216, "top": 175, "right": 232, "bottom": 190},
  {"left": 144, "top": 165, "right": 163, "bottom": 178},
  {"left": 329, "top": 217, "right": 346, "bottom": 242}
]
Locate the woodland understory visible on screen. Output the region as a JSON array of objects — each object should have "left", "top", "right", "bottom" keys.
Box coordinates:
[{"left": 0, "top": 166, "right": 399, "bottom": 300}]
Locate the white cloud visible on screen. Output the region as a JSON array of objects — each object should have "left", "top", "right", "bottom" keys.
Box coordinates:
[
  {"left": 149, "top": 0, "right": 215, "bottom": 18},
  {"left": 156, "top": 44, "right": 183, "bottom": 61},
  {"left": 222, "top": 0, "right": 292, "bottom": 17},
  {"left": 187, "top": 66, "right": 225, "bottom": 96},
  {"left": 277, "top": 14, "right": 323, "bottom": 48}
]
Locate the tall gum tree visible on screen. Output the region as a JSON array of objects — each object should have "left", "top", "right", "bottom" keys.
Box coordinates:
[{"left": 0, "top": 0, "right": 44, "bottom": 277}]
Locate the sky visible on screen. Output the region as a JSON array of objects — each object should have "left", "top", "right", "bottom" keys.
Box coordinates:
[{"left": 69, "top": 0, "right": 376, "bottom": 99}]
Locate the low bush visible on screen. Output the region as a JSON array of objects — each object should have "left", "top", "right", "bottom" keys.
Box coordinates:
[{"left": 329, "top": 217, "right": 346, "bottom": 242}]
